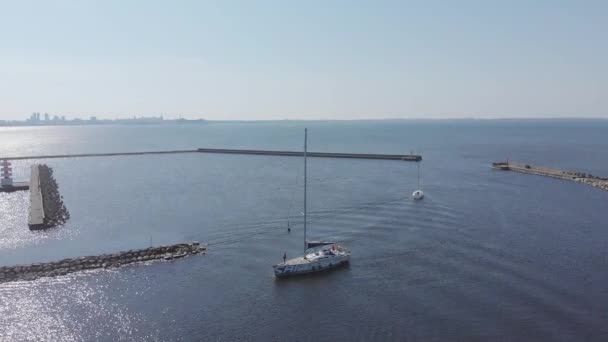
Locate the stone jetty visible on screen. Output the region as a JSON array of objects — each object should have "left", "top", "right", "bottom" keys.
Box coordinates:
[
  {"left": 492, "top": 162, "right": 608, "bottom": 192},
  {"left": 0, "top": 242, "right": 205, "bottom": 284},
  {"left": 28, "top": 164, "right": 70, "bottom": 230}
]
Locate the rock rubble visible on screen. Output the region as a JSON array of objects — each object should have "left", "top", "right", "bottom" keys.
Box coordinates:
[{"left": 0, "top": 242, "right": 204, "bottom": 284}]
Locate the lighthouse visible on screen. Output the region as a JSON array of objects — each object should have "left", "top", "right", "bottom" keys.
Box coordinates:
[{"left": 1, "top": 160, "right": 13, "bottom": 187}]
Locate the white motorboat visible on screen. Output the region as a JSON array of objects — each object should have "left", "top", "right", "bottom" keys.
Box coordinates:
[{"left": 273, "top": 128, "right": 350, "bottom": 278}]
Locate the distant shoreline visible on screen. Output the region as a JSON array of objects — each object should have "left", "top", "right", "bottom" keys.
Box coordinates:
[{"left": 1, "top": 117, "right": 607, "bottom": 128}]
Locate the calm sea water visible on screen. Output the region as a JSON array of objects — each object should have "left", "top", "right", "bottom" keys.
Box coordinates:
[{"left": 1, "top": 120, "right": 608, "bottom": 341}]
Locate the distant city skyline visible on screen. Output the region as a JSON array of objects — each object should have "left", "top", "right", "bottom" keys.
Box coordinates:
[
  {"left": 0, "top": 1, "right": 606, "bottom": 120},
  {"left": 0, "top": 113, "right": 201, "bottom": 126}
]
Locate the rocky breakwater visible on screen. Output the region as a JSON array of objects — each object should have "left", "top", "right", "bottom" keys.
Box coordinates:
[
  {"left": 492, "top": 162, "right": 608, "bottom": 193},
  {"left": 0, "top": 242, "right": 205, "bottom": 284},
  {"left": 37, "top": 164, "right": 70, "bottom": 228},
  {"left": 565, "top": 171, "right": 608, "bottom": 192}
]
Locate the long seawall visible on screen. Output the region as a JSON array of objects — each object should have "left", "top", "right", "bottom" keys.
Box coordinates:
[
  {"left": 492, "top": 162, "right": 608, "bottom": 192},
  {"left": 196, "top": 148, "right": 422, "bottom": 161},
  {"left": 1, "top": 148, "right": 422, "bottom": 162},
  {"left": 0, "top": 242, "right": 205, "bottom": 284},
  {"left": 2, "top": 150, "right": 198, "bottom": 160}
]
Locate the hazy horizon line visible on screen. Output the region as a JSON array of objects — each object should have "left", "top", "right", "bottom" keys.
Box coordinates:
[
  {"left": 2, "top": 115, "right": 608, "bottom": 125},
  {"left": 211, "top": 116, "right": 608, "bottom": 122}
]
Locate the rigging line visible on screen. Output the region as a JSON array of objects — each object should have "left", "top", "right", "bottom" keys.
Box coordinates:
[
  {"left": 208, "top": 196, "right": 407, "bottom": 241},
  {"left": 285, "top": 196, "right": 406, "bottom": 222},
  {"left": 208, "top": 191, "right": 407, "bottom": 238},
  {"left": 207, "top": 198, "right": 455, "bottom": 245},
  {"left": 209, "top": 208, "right": 399, "bottom": 247},
  {"left": 208, "top": 225, "right": 287, "bottom": 247},
  {"left": 285, "top": 161, "right": 301, "bottom": 227},
  {"left": 208, "top": 198, "right": 408, "bottom": 247}
]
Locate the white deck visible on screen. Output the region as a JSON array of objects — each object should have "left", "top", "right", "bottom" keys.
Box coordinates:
[{"left": 283, "top": 256, "right": 310, "bottom": 266}]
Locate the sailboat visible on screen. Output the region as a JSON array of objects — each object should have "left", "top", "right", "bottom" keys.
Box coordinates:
[
  {"left": 273, "top": 128, "right": 350, "bottom": 278},
  {"left": 412, "top": 161, "right": 424, "bottom": 200}
]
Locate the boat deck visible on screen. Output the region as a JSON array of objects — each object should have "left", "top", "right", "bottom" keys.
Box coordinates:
[
  {"left": 280, "top": 245, "right": 348, "bottom": 266},
  {"left": 282, "top": 257, "right": 310, "bottom": 266}
]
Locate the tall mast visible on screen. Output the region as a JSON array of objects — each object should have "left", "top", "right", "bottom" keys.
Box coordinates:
[
  {"left": 303, "top": 128, "right": 307, "bottom": 254},
  {"left": 417, "top": 161, "right": 420, "bottom": 189}
]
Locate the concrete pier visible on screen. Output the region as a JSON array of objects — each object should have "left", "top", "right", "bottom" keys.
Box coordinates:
[
  {"left": 0, "top": 159, "right": 28, "bottom": 192},
  {"left": 28, "top": 165, "right": 45, "bottom": 229},
  {"left": 28, "top": 164, "right": 70, "bottom": 230},
  {"left": 1, "top": 149, "right": 198, "bottom": 161},
  {"left": 196, "top": 148, "right": 422, "bottom": 161},
  {"left": 0, "top": 242, "right": 205, "bottom": 284},
  {"left": 492, "top": 162, "right": 608, "bottom": 192},
  {"left": 1, "top": 148, "right": 422, "bottom": 162}
]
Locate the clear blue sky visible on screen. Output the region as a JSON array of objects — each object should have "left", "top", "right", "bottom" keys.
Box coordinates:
[{"left": 0, "top": 0, "right": 606, "bottom": 120}]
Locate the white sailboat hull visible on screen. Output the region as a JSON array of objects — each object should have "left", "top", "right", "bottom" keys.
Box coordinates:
[
  {"left": 412, "top": 189, "right": 424, "bottom": 200},
  {"left": 273, "top": 245, "right": 350, "bottom": 278},
  {"left": 273, "top": 255, "right": 349, "bottom": 277}
]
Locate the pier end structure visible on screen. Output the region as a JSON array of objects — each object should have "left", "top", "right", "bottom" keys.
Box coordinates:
[
  {"left": 0, "top": 159, "right": 29, "bottom": 192},
  {"left": 1, "top": 159, "right": 13, "bottom": 186}
]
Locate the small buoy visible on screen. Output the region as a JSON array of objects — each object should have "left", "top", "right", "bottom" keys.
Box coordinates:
[{"left": 412, "top": 190, "right": 424, "bottom": 200}]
